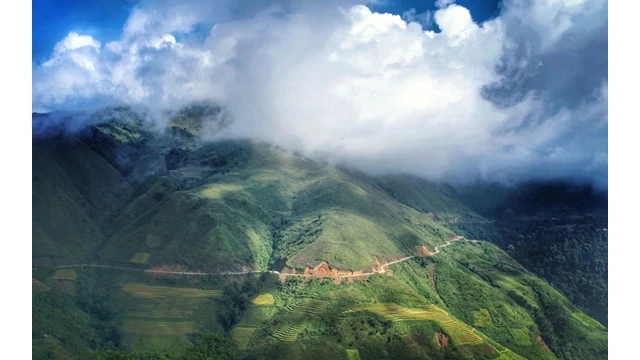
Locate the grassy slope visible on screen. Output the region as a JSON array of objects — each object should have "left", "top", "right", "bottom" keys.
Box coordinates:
[
  {"left": 32, "top": 113, "right": 607, "bottom": 359},
  {"left": 96, "top": 137, "right": 453, "bottom": 271},
  {"left": 239, "top": 241, "right": 606, "bottom": 360},
  {"left": 33, "top": 114, "right": 455, "bottom": 271},
  {"left": 283, "top": 167, "right": 455, "bottom": 270},
  {"left": 375, "top": 175, "right": 485, "bottom": 221}
]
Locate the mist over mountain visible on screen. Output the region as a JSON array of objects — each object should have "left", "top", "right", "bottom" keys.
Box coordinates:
[
  {"left": 32, "top": 110, "right": 607, "bottom": 359},
  {"left": 32, "top": 0, "right": 607, "bottom": 188},
  {"left": 31, "top": 1, "right": 609, "bottom": 358}
]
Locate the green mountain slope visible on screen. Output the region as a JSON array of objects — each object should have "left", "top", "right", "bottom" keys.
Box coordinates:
[
  {"left": 33, "top": 138, "right": 134, "bottom": 265},
  {"left": 32, "top": 109, "right": 607, "bottom": 360},
  {"left": 98, "top": 142, "right": 454, "bottom": 271},
  {"left": 375, "top": 175, "right": 484, "bottom": 222},
  {"left": 372, "top": 177, "right": 609, "bottom": 327},
  {"left": 450, "top": 182, "right": 609, "bottom": 326}
]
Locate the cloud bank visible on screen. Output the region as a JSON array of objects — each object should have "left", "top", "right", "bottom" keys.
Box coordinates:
[{"left": 32, "top": 0, "right": 608, "bottom": 187}]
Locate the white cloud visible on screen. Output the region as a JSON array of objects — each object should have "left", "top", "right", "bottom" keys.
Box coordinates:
[
  {"left": 434, "top": 4, "right": 479, "bottom": 43},
  {"left": 435, "top": 0, "right": 456, "bottom": 9},
  {"left": 31, "top": 0, "right": 608, "bottom": 186},
  {"left": 52, "top": 32, "right": 101, "bottom": 55}
]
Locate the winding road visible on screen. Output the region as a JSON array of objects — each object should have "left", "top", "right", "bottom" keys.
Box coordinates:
[
  {"left": 34, "top": 236, "right": 469, "bottom": 279},
  {"left": 431, "top": 236, "right": 466, "bottom": 256}
]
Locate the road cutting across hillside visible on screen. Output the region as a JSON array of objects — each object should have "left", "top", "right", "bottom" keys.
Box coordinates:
[{"left": 35, "top": 236, "right": 469, "bottom": 279}]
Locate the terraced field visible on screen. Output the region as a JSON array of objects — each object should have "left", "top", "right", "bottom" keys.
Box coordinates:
[
  {"left": 475, "top": 332, "right": 528, "bottom": 360},
  {"left": 32, "top": 278, "right": 50, "bottom": 293},
  {"left": 252, "top": 293, "right": 275, "bottom": 305},
  {"left": 123, "top": 320, "right": 196, "bottom": 335},
  {"left": 122, "top": 283, "right": 221, "bottom": 298},
  {"left": 52, "top": 269, "right": 77, "bottom": 281},
  {"left": 127, "top": 310, "right": 194, "bottom": 319},
  {"left": 272, "top": 317, "right": 306, "bottom": 342},
  {"left": 349, "top": 304, "right": 483, "bottom": 345},
  {"left": 271, "top": 298, "right": 331, "bottom": 342},
  {"left": 233, "top": 297, "right": 279, "bottom": 349},
  {"left": 285, "top": 299, "right": 329, "bottom": 314},
  {"left": 232, "top": 326, "right": 257, "bottom": 350},
  {"left": 130, "top": 252, "right": 150, "bottom": 264},
  {"left": 283, "top": 298, "right": 305, "bottom": 311},
  {"left": 119, "top": 283, "right": 222, "bottom": 352}
]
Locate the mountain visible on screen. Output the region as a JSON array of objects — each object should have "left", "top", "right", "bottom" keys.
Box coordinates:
[
  {"left": 32, "top": 107, "right": 607, "bottom": 360},
  {"left": 357, "top": 175, "right": 609, "bottom": 327},
  {"left": 448, "top": 182, "right": 608, "bottom": 327}
]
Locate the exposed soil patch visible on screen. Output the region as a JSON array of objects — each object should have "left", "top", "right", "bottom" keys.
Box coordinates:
[
  {"left": 417, "top": 245, "right": 435, "bottom": 256},
  {"left": 307, "top": 261, "right": 341, "bottom": 277},
  {"left": 285, "top": 261, "right": 364, "bottom": 279},
  {"left": 37, "top": 236, "right": 470, "bottom": 287},
  {"left": 280, "top": 253, "right": 411, "bottom": 282},
  {"left": 435, "top": 332, "right": 450, "bottom": 348},
  {"left": 365, "top": 256, "right": 384, "bottom": 273},
  {"left": 537, "top": 335, "right": 553, "bottom": 353},
  {"left": 277, "top": 273, "right": 288, "bottom": 284}
]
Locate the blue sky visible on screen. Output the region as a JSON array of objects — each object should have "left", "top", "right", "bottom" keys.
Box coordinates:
[
  {"left": 33, "top": 0, "right": 134, "bottom": 64},
  {"left": 32, "top": 0, "right": 501, "bottom": 64},
  {"left": 370, "top": 0, "right": 501, "bottom": 24}
]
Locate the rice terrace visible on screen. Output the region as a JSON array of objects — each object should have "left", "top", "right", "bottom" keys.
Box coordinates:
[
  {"left": 270, "top": 298, "right": 332, "bottom": 342},
  {"left": 231, "top": 327, "right": 257, "bottom": 350},
  {"left": 31, "top": 233, "right": 605, "bottom": 359},
  {"left": 31, "top": 0, "right": 610, "bottom": 358},
  {"left": 122, "top": 283, "right": 222, "bottom": 298},
  {"left": 130, "top": 252, "right": 151, "bottom": 264},
  {"left": 117, "top": 282, "right": 223, "bottom": 351},
  {"left": 252, "top": 293, "right": 275, "bottom": 305},
  {"left": 346, "top": 304, "right": 484, "bottom": 346},
  {"left": 51, "top": 269, "right": 77, "bottom": 281}
]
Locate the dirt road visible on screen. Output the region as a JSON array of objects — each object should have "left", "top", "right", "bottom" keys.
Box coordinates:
[{"left": 35, "top": 236, "right": 469, "bottom": 279}]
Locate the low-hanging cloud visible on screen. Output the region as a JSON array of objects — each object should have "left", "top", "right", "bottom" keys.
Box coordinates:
[{"left": 32, "top": 0, "right": 608, "bottom": 188}]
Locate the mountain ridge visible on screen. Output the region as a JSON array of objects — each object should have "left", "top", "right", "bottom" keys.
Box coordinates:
[{"left": 32, "top": 109, "right": 607, "bottom": 360}]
